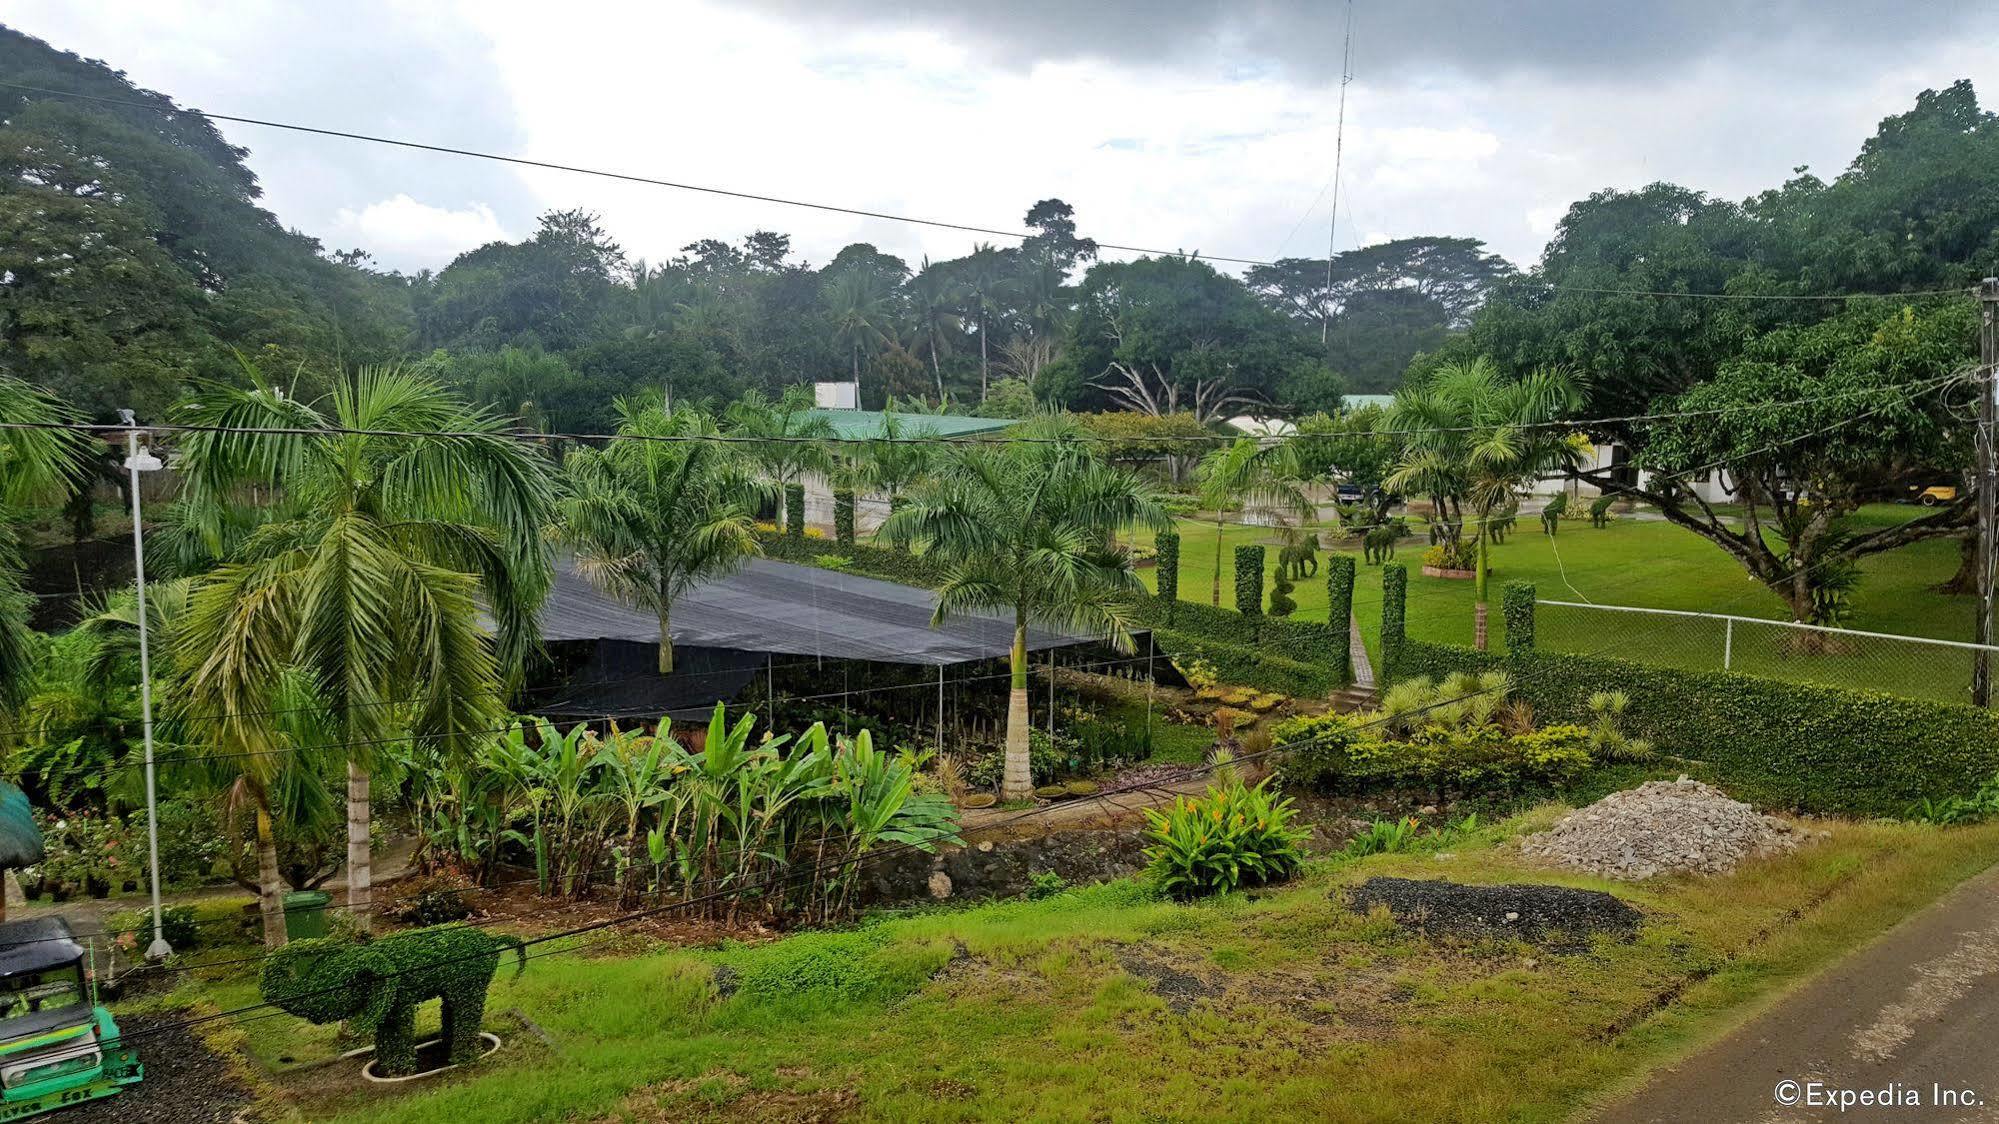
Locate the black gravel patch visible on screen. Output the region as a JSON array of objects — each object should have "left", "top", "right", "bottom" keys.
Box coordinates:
[
  {"left": 1116, "top": 950, "right": 1220, "bottom": 1014},
  {"left": 64, "top": 1013, "right": 253, "bottom": 1124},
  {"left": 1346, "top": 877, "right": 1643, "bottom": 947}
]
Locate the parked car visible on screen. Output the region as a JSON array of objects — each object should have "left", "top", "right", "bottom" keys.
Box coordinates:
[{"left": 1910, "top": 483, "right": 1959, "bottom": 507}]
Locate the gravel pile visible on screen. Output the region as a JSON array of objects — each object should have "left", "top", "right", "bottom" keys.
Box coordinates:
[{"left": 1521, "top": 777, "right": 1805, "bottom": 879}]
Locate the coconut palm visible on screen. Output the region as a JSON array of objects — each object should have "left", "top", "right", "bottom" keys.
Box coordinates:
[
  {"left": 1386, "top": 359, "right": 1588, "bottom": 649},
  {"left": 905, "top": 258, "right": 963, "bottom": 402},
  {"left": 558, "top": 401, "right": 769, "bottom": 674},
  {"left": 724, "top": 386, "right": 835, "bottom": 529},
  {"left": 883, "top": 416, "right": 1166, "bottom": 800},
  {"left": 0, "top": 374, "right": 85, "bottom": 709},
  {"left": 1194, "top": 438, "right": 1313, "bottom": 607},
  {"left": 176, "top": 360, "right": 555, "bottom": 937}
]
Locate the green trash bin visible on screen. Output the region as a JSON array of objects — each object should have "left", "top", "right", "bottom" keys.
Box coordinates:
[{"left": 283, "top": 890, "right": 332, "bottom": 940}]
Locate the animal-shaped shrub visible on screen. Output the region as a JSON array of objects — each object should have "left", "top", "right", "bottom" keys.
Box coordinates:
[
  {"left": 260, "top": 926, "right": 526, "bottom": 1076},
  {"left": 1539, "top": 493, "right": 1569, "bottom": 535},
  {"left": 1363, "top": 526, "right": 1397, "bottom": 564},
  {"left": 1589, "top": 493, "right": 1615, "bottom": 528}
]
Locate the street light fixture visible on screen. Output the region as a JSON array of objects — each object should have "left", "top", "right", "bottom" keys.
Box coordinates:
[{"left": 117, "top": 410, "right": 169, "bottom": 962}]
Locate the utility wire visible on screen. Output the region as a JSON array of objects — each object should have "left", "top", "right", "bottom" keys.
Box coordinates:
[{"left": 0, "top": 79, "right": 1980, "bottom": 302}]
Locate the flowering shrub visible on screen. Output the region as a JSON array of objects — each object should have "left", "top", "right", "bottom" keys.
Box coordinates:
[
  {"left": 20, "top": 810, "right": 134, "bottom": 900},
  {"left": 1142, "top": 778, "right": 1309, "bottom": 899}
]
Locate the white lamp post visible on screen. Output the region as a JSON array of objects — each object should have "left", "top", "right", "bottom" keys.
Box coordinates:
[{"left": 118, "top": 410, "right": 170, "bottom": 961}]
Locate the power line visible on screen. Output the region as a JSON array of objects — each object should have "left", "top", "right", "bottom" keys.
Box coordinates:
[{"left": 0, "top": 80, "right": 1979, "bottom": 305}]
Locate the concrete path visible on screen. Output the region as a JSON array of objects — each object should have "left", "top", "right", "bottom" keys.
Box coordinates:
[{"left": 1592, "top": 862, "right": 1999, "bottom": 1122}]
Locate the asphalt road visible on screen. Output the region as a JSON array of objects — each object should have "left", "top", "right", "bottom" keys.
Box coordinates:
[{"left": 1592, "top": 862, "right": 1999, "bottom": 1122}]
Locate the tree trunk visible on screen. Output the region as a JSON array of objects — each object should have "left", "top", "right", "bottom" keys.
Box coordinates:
[
  {"left": 256, "top": 801, "right": 288, "bottom": 948},
  {"left": 657, "top": 605, "right": 675, "bottom": 673},
  {"left": 1211, "top": 516, "right": 1226, "bottom": 606},
  {"left": 1473, "top": 531, "right": 1490, "bottom": 651},
  {"left": 1001, "top": 624, "right": 1032, "bottom": 802},
  {"left": 930, "top": 339, "right": 944, "bottom": 402},
  {"left": 346, "top": 760, "right": 372, "bottom": 934},
  {"left": 979, "top": 313, "right": 989, "bottom": 401},
  {"left": 1942, "top": 532, "right": 1980, "bottom": 594}
]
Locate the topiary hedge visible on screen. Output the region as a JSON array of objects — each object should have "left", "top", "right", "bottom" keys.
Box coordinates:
[
  {"left": 784, "top": 484, "right": 806, "bottom": 538},
  {"left": 1325, "top": 554, "right": 1355, "bottom": 684},
  {"left": 833, "top": 490, "right": 856, "bottom": 549},
  {"left": 1381, "top": 562, "right": 1407, "bottom": 669},
  {"left": 1155, "top": 530, "right": 1181, "bottom": 616},
  {"left": 1234, "top": 545, "right": 1266, "bottom": 617},
  {"left": 1502, "top": 580, "right": 1536, "bottom": 652},
  {"left": 1388, "top": 636, "right": 1999, "bottom": 817},
  {"left": 756, "top": 531, "right": 944, "bottom": 587},
  {"left": 1148, "top": 626, "right": 1335, "bottom": 697}
]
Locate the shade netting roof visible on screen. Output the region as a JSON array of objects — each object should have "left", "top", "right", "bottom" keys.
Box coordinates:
[{"left": 541, "top": 557, "right": 1093, "bottom": 666}]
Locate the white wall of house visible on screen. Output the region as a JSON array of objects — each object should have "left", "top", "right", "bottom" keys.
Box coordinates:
[
  {"left": 1525, "top": 444, "right": 1732, "bottom": 505},
  {"left": 797, "top": 470, "right": 896, "bottom": 536}
]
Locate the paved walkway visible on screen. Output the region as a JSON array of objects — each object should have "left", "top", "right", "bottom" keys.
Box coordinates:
[{"left": 1592, "top": 861, "right": 1999, "bottom": 1122}]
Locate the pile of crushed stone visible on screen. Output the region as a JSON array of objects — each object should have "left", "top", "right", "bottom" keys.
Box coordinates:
[{"left": 1521, "top": 776, "right": 1806, "bottom": 879}]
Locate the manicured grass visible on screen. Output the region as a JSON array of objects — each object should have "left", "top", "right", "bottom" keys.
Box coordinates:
[
  {"left": 1133, "top": 507, "right": 1978, "bottom": 702},
  {"left": 150, "top": 815, "right": 1999, "bottom": 1123}
]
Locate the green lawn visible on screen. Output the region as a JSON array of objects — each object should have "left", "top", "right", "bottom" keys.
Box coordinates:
[
  {"left": 147, "top": 814, "right": 1999, "bottom": 1123},
  {"left": 1134, "top": 506, "right": 1978, "bottom": 703}
]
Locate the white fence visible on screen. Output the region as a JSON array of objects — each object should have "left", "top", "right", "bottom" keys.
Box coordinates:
[{"left": 1536, "top": 599, "right": 1999, "bottom": 707}]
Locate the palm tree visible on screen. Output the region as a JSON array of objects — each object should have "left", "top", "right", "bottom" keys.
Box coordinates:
[
  {"left": 176, "top": 361, "right": 555, "bottom": 936},
  {"left": 905, "top": 258, "right": 963, "bottom": 402},
  {"left": 823, "top": 271, "right": 898, "bottom": 402},
  {"left": 959, "top": 244, "right": 1011, "bottom": 401},
  {"left": 0, "top": 374, "right": 84, "bottom": 709},
  {"left": 1194, "top": 438, "right": 1313, "bottom": 607},
  {"left": 1386, "top": 359, "right": 1588, "bottom": 649},
  {"left": 859, "top": 412, "right": 936, "bottom": 549},
  {"left": 884, "top": 416, "right": 1165, "bottom": 801},
  {"left": 559, "top": 401, "right": 769, "bottom": 674},
  {"left": 724, "top": 386, "right": 836, "bottom": 530}
]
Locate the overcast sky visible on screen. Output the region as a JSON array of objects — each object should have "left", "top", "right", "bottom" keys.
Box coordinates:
[{"left": 5, "top": 1, "right": 1988, "bottom": 275}]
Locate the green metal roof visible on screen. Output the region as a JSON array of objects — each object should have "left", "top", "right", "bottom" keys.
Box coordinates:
[
  {"left": 1342, "top": 394, "right": 1396, "bottom": 411},
  {"left": 804, "top": 410, "right": 1017, "bottom": 441}
]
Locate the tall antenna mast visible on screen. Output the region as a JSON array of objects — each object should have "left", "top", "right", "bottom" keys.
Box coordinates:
[{"left": 1322, "top": 0, "right": 1356, "bottom": 346}]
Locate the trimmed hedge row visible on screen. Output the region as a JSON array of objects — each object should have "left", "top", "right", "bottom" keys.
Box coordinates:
[
  {"left": 1392, "top": 638, "right": 1999, "bottom": 816},
  {"left": 1379, "top": 578, "right": 1999, "bottom": 817},
  {"left": 1127, "top": 594, "right": 1343, "bottom": 672},
  {"left": 1148, "top": 625, "right": 1336, "bottom": 697},
  {"left": 756, "top": 531, "right": 944, "bottom": 587}
]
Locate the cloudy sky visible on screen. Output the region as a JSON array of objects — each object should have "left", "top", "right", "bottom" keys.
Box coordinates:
[{"left": 5, "top": 1, "right": 1987, "bottom": 274}]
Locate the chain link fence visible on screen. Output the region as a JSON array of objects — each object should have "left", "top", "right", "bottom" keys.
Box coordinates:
[{"left": 1536, "top": 599, "right": 1999, "bottom": 707}]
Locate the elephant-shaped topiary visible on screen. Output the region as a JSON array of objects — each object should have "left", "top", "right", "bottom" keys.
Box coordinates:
[{"left": 260, "top": 925, "right": 526, "bottom": 1076}]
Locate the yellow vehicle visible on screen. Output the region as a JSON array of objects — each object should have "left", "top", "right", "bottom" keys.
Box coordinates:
[{"left": 1912, "top": 484, "right": 1959, "bottom": 507}]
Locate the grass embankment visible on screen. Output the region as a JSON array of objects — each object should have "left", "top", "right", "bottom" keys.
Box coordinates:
[
  {"left": 146, "top": 814, "right": 1999, "bottom": 1123},
  {"left": 1139, "top": 506, "right": 1975, "bottom": 702}
]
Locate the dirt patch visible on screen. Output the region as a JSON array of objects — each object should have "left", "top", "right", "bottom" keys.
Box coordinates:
[
  {"left": 1116, "top": 949, "right": 1223, "bottom": 1014},
  {"left": 1346, "top": 877, "right": 1643, "bottom": 947},
  {"left": 65, "top": 1014, "right": 254, "bottom": 1124},
  {"left": 453, "top": 878, "right": 779, "bottom": 948},
  {"left": 603, "top": 1073, "right": 857, "bottom": 1123}
]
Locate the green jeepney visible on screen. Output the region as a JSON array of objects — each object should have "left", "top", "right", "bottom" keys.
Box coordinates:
[{"left": 0, "top": 917, "right": 139, "bottom": 1120}]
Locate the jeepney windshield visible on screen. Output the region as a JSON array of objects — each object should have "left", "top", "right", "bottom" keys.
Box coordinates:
[{"left": 0, "top": 966, "right": 84, "bottom": 1021}]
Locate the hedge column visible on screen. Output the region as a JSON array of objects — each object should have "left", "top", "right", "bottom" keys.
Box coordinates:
[
  {"left": 1233, "top": 545, "right": 1266, "bottom": 617},
  {"left": 1326, "top": 553, "right": 1355, "bottom": 684},
  {"left": 1155, "top": 530, "right": 1181, "bottom": 623},
  {"left": 1502, "top": 580, "right": 1536, "bottom": 654},
  {"left": 833, "top": 490, "right": 856, "bottom": 549},
  {"left": 784, "top": 483, "right": 805, "bottom": 538},
  {"left": 1381, "top": 561, "right": 1407, "bottom": 680}
]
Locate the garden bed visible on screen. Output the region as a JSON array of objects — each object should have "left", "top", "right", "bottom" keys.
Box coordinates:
[{"left": 1420, "top": 564, "right": 1476, "bottom": 580}]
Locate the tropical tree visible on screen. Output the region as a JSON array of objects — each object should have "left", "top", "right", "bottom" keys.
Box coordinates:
[
  {"left": 958, "top": 244, "right": 1011, "bottom": 400},
  {"left": 884, "top": 416, "right": 1165, "bottom": 800},
  {"left": 176, "top": 361, "right": 555, "bottom": 937},
  {"left": 905, "top": 257, "right": 962, "bottom": 401},
  {"left": 1387, "top": 359, "right": 1589, "bottom": 648},
  {"left": 857, "top": 412, "right": 937, "bottom": 549},
  {"left": 559, "top": 401, "right": 769, "bottom": 673},
  {"left": 0, "top": 374, "right": 85, "bottom": 710},
  {"left": 1194, "top": 438, "right": 1313, "bottom": 607},
  {"left": 724, "top": 386, "right": 836, "bottom": 529},
  {"left": 823, "top": 270, "right": 898, "bottom": 400}
]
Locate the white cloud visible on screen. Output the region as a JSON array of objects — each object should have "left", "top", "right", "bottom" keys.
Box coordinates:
[{"left": 332, "top": 195, "right": 511, "bottom": 266}]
